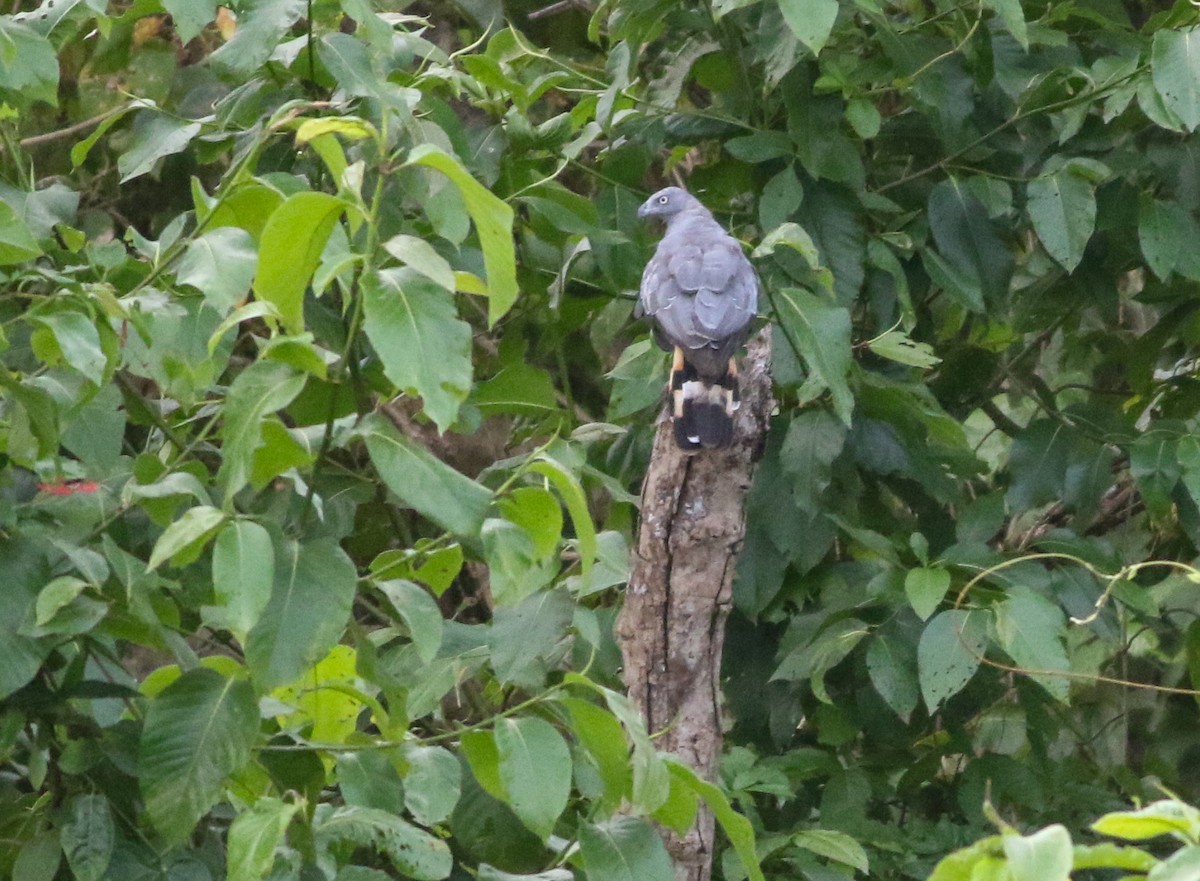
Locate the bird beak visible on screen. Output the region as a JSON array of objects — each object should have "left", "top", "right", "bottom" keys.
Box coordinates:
[{"left": 636, "top": 199, "right": 651, "bottom": 220}]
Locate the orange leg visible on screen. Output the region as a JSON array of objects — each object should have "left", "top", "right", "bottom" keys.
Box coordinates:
[{"left": 671, "top": 346, "right": 686, "bottom": 418}]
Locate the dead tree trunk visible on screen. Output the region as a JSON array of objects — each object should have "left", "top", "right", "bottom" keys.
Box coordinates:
[{"left": 617, "top": 329, "right": 774, "bottom": 881}]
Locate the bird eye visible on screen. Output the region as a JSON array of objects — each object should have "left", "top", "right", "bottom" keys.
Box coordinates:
[{"left": 658, "top": 195, "right": 669, "bottom": 204}]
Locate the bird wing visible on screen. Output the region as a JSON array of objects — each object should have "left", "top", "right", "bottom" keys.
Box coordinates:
[{"left": 640, "top": 230, "right": 757, "bottom": 355}]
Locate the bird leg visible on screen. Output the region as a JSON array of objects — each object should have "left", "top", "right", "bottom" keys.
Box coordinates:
[
  {"left": 670, "top": 346, "right": 687, "bottom": 418},
  {"left": 720, "top": 358, "right": 740, "bottom": 416}
]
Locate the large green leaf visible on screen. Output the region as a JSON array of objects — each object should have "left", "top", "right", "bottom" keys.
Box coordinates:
[
  {"left": 118, "top": 112, "right": 202, "bottom": 182},
  {"left": 1152, "top": 27, "right": 1200, "bottom": 132},
  {"left": 994, "top": 586, "right": 1070, "bottom": 702},
  {"left": 918, "top": 609, "right": 988, "bottom": 711},
  {"left": 244, "top": 537, "right": 357, "bottom": 691},
  {"left": 139, "top": 667, "right": 259, "bottom": 843},
  {"left": 0, "top": 19, "right": 58, "bottom": 106},
  {"left": 362, "top": 414, "right": 493, "bottom": 537},
  {"left": 404, "top": 145, "right": 518, "bottom": 325},
  {"left": 162, "top": 0, "right": 217, "bottom": 43},
  {"left": 1027, "top": 168, "right": 1095, "bottom": 272},
  {"left": 1003, "top": 825, "right": 1072, "bottom": 881},
  {"left": 315, "top": 806, "right": 452, "bottom": 880},
  {"left": 210, "top": 0, "right": 307, "bottom": 76},
  {"left": 402, "top": 745, "right": 462, "bottom": 827},
  {"left": 927, "top": 178, "right": 1012, "bottom": 310},
  {"left": 494, "top": 717, "right": 572, "bottom": 840},
  {"left": 362, "top": 267, "right": 473, "bottom": 433},
  {"left": 211, "top": 520, "right": 275, "bottom": 642},
  {"left": 0, "top": 539, "right": 52, "bottom": 700},
  {"left": 227, "top": 797, "right": 300, "bottom": 881},
  {"left": 777, "top": 0, "right": 839, "bottom": 57},
  {"left": 578, "top": 817, "right": 675, "bottom": 881},
  {"left": 60, "top": 795, "right": 113, "bottom": 881},
  {"left": 217, "top": 361, "right": 307, "bottom": 501},
  {"left": 253, "top": 191, "right": 346, "bottom": 333},
  {"left": 176, "top": 227, "right": 258, "bottom": 313},
  {"left": 0, "top": 201, "right": 43, "bottom": 264},
  {"left": 772, "top": 287, "right": 854, "bottom": 425}
]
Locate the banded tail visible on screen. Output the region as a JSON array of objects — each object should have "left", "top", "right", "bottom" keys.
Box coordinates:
[{"left": 669, "top": 347, "right": 740, "bottom": 451}]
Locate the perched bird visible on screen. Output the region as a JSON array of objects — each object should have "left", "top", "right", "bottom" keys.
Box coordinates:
[{"left": 636, "top": 187, "right": 759, "bottom": 450}]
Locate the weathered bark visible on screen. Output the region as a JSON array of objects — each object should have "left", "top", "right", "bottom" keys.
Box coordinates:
[{"left": 617, "top": 329, "right": 774, "bottom": 881}]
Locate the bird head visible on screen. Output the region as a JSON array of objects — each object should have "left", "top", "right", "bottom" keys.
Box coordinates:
[{"left": 637, "top": 186, "right": 696, "bottom": 221}]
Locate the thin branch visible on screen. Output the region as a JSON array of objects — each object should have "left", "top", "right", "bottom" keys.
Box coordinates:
[{"left": 17, "top": 109, "right": 122, "bottom": 150}]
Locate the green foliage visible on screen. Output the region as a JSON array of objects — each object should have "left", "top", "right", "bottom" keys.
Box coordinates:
[{"left": 3, "top": 0, "right": 1200, "bottom": 878}]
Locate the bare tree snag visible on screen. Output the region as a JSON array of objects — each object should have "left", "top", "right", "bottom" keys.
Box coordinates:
[{"left": 617, "top": 329, "right": 774, "bottom": 881}]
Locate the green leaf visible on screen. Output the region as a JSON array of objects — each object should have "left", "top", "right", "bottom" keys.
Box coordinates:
[
  {"left": 13, "top": 830, "right": 61, "bottom": 881},
  {"left": 777, "top": 0, "right": 839, "bottom": 57},
  {"left": 500, "top": 487, "right": 564, "bottom": 559},
  {"left": 651, "top": 771, "right": 699, "bottom": 835},
  {"left": 866, "top": 631, "right": 920, "bottom": 722},
  {"left": 217, "top": 361, "right": 307, "bottom": 502},
  {"left": 0, "top": 200, "right": 43, "bottom": 264},
  {"left": 1139, "top": 197, "right": 1197, "bottom": 281},
  {"left": 139, "top": 667, "right": 259, "bottom": 844},
  {"left": 759, "top": 164, "right": 804, "bottom": 232},
  {"left": 317, "top": 32, "right": 386, "bottom": 99},
  {"left": 994, "top": 587, "right": 1070, "bottom": 701},
  {"left": 1071, "top": 842, "right": 1157, "bottom": 873},
  {"left": 211, "top": 520, "right": 275, "bottom": 642},
  {"left": 227, "top": 797, "right": 300, "bottom": 881},
  {"left": 0, "top": 539, "right": 52, "bottom": 700},
  {"left": 362, "top": 268, "right": 473, "bottom": 433},
  {"left": 0, "top": 19, "right": 58, "bottom": 106},
  {"left": 725, "top": 131, "right": 795, "bottom": 163},
  {"left": 362, "top": 414, "right": 493, "bottom": 537},
  {"left": 578, "top": 817, "right": 675, "bottom": 881},
  {"left": 177, "top": 227, "right": 258, "bottom": 313},
  {"left": 490, "top": 588, "right": 574, "bottom": 688},
  {"left": 1003, "top": 824, "right": 1072, "bottom": 881},
  {"left": 118, "top": 112, "right": 202, "bottom": 182},
  {"left": 33, "top": 311, "right": 107, "bottom": 380},
  {"left": 927, "top": 178, "right": 1012, "bottom": 310},
  {"left": 383, "top": 234, "right": 457, "bottom": 291},
  {"left": 1027, "top": 168, "right": 1095, "bottom": 272},
  {"left": 495, "top": 716, "right": 572, "bottom": 840},
  {"left": 918, "top": 609, "right": 987, "bottom": 711},
  {"left": 529, "top": 455, "right": 597, "bottom": 585},
  {"left": 253, "top": 191, "right": 346, "bottom": 333},
  {"left": 1152, "top": 27, "right": 1200, "bottom": 132},
  {"left": 867, "top": 328, "right": 941, "bottom": 368},
  {"left": 779, "top": 409, "right": 846, "bottom": 509},
  {"left": 905, "top": 566, "right": 951, "bottom": 621},
  {"left": 1092, "top": 800, "right": 1200, "bottom": 842},
  {"left": 405, "top": 145, "right": 518, "bottom": 325},
  {"left": 793, "top": 829, "right": 869, "bottom": 873},
  {"left": 244, "top": 538, "right": 357, "bottom": 691},
  {"left": 147, "top": 505, "right": 226, "bottom": 571},
  {"left": 985, "top": 0, "right": 1028, "bottom": 49},
  {"left": 402, "top": 744, "right": 462, "bottom": 826},
  {"left": 377, "top": 579, "right": 443, "bottom": 663},
  {"left": 60, "top": 795, "right": 114, "bottom": 881},
  {"left": 562, "top": 697, "right": 631, "bottom": 810},
  {"left": 315, "top": 806, "right": 452, "bottom": 880},
  {"left": 210, "top": 0, "right": 307, "bottom": 76},
  {"left": 35, "top": 575, "right": 87, "bottom": 626},
  {"left": 1148, "top": 845, "right": 1200, "bottom": 881},
  {"left": 163, "top": 0, "right": 217, "bottom": 42},
  {"left": 772, "top": 287, "right": 854, "bottom": 425},
  {"left": 666, "top": 760, "right": 766, "bottom": 881}
]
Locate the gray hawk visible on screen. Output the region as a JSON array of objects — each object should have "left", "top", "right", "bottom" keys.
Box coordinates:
[{"left": 636, "top": 187, "right": 759, "bottom": 450}]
